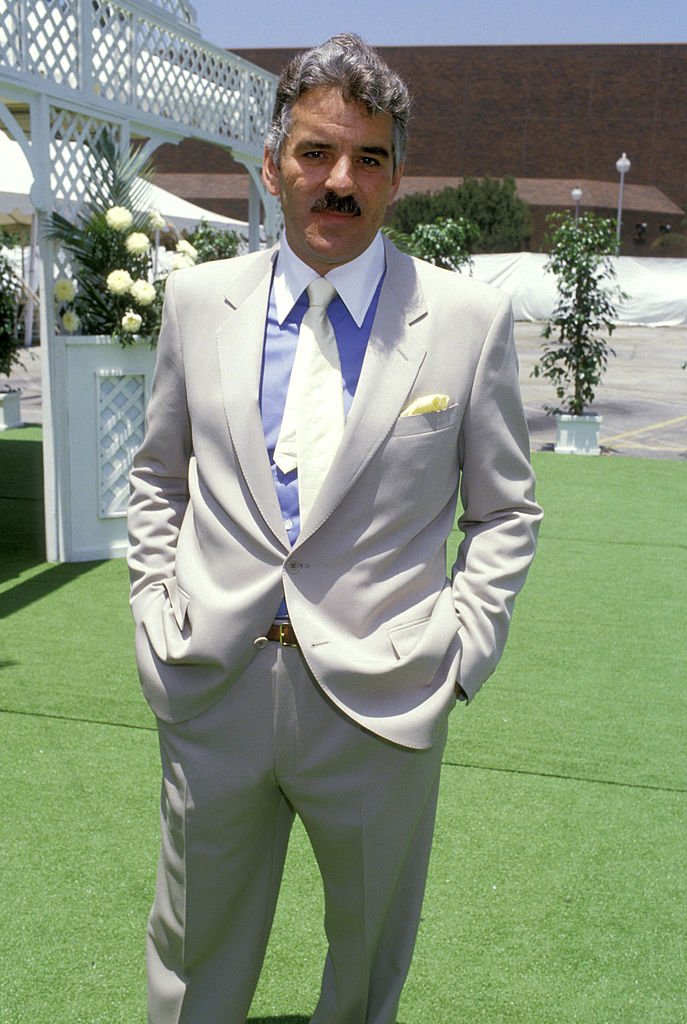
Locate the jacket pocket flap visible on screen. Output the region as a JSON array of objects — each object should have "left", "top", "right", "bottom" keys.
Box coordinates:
[{"left": 388, "top": 616, "right": 431, "bottom": 660}]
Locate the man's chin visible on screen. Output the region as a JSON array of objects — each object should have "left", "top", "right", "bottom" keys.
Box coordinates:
[{"left": 297, "top": 236, "right": 367, "bottom": 272}]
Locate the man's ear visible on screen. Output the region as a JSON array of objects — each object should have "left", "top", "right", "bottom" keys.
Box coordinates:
[{"left": 262, "top": 146, "right": 280, "bottom": 197}]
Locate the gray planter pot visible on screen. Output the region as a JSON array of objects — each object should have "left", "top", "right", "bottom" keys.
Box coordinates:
[
  {"left": 555, "top": 413, "right": 602, "bottom": 455},
  {"left": 0, "top": 388, "right": 22, "bottom": 430}
]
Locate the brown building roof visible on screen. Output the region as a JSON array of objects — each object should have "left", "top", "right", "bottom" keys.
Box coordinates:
[
  {"left": 154, "top": 171, "right": 683, "bottom": 216},
  {"left": 397, "top": 177, "right": 683, "bottom": 214}
]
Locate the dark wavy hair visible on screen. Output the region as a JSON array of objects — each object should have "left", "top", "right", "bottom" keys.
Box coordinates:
[{"left": 265, "top": 34, "right": 411, "bottom": 172}]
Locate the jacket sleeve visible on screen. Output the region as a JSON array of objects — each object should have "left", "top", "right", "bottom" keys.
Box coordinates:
[
  {"left": 451, "top": 292, "right": 543, "bottom": 699},
  {"left": 127, "top": 270, "right": 192, "bottom": 624}
]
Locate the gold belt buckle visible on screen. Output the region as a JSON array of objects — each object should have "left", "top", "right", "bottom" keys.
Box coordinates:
[{"left": 278, "top": 623, "right": 298, "bottom": 647}]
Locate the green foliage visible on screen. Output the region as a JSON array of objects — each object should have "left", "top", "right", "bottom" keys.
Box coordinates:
[
  {"left": 391, "top": 177, "right": 532, "bottom": 253},
  {"left": 186, "top": 219, "right": 240, "bottom": 262},
  {"left": 384, "top": 216, "right": 478, "bottom": 272},
  {"left": 0, "top": 229, "right": 22, "bottom": 380},
  {"left": 533, "top": 212, "right": 624, "bottom": 416}
]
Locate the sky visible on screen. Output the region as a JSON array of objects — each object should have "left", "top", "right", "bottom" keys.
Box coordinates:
[{"left": 185, "top": 0, "right": 686, "bottom": 50}]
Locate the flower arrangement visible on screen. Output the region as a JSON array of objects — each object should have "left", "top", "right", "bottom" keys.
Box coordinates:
[
  {"left": 49, "top": 131, "right": 241, "bottom": 346},
  {"left": 49, "top": 132, "right": 200, "bottom": 346}
]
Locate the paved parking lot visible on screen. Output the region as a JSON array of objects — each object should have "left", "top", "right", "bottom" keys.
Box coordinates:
[
  {"left": 6, "top": 323, "right": 687, "bottom": 460},
  {"left": 516, "top": 322, "right": 686, "bottom": 459}
]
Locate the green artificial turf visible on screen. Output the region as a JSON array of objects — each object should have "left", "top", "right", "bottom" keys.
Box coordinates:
[
  {"left": 1, "top": 430, "right": 685, "bottom": 1023},
  {"left": 445, "top": 455, "right": 687, "bottom": 791}
]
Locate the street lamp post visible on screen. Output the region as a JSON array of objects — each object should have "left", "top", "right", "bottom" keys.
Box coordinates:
[
  {"left": 571, "top": 186, "right": 583, "bottom": 224},
  {"left": 615, "top": 152, "right": 631, "bottom": 246}
]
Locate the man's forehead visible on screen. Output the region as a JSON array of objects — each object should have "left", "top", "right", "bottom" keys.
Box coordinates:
[{"left": 291, "top": 86, "right": 392, "bottom": 127}]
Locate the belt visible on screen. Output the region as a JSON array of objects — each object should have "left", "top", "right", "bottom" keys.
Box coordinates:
[{"left": 266, "top": 621, "right": 299, "bottom": 647}]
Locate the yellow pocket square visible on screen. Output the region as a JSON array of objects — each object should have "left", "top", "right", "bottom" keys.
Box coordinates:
[{"left": 400, "top": 394, "right": 451, "bottom": 417}]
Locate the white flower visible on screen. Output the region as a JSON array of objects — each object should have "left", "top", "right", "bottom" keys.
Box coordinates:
[
  {"left": 130, "top": 279, "right": 156, "bottom": 306},
  {"left": 106, "top": 269, "right": 134, "bottom": 294},
  {"left": 176, "top": 239, "right": 198, "bottom": 261},
  {"left": 61, "top": 310, "right": 80, "bottom": 332},
  {"left": 125, "top": 232, "right": 150, "bottom": 255},
  {"left": 148, "top": 209, "right": 166, "bottom": 231},
  {"left": 105, "top": 206, "right": 134, "bottom": 231},
  {"left": 54, "top": 277, "right": 75, "bottom": 303},
  {"left": 171, "top": 252, "right": 195, "bottom": 271},
  {"left": 121, "top": 310, "right": 143, "bottom": 333}
]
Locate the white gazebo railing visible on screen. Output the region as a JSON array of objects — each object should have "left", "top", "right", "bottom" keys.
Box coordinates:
[{"left": 0, "top": 0, "right": 280, "bottom": 561}]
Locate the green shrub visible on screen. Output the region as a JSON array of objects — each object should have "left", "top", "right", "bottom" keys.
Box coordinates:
[
  {"left": 384, "top": 216, "right": 479, "bottom": 272},
  {"left": 185, "top": 219, "right": 240, "bottom": 263},
  {"left": 0, "top": 229, "right": 21, "bottom": 380},
  {"left": 391, "top": 177, "right": 532, "bottom": 253}
]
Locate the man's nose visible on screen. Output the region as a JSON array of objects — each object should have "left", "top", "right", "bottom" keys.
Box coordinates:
[{"left": 326, "top": 156, "right": 355, "bottom": 193}]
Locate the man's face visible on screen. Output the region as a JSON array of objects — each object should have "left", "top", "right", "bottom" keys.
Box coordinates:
[{"left": 262, "top": 86, "right": 403, "bottom": 274}]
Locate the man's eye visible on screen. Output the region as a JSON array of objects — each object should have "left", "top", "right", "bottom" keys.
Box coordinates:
[
  {"left": 303, "top": 150, "right": 325, "bottom": 159},
  {"left": 360, "top": 156, "right": 381, "bottom": 167}
]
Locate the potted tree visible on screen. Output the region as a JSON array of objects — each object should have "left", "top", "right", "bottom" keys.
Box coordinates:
[
  {"left": 0, "top": 229, "right": 23, "bottom": 430},
  {"left": 532, "top": 212, "right": 624, "bottom": 454}
]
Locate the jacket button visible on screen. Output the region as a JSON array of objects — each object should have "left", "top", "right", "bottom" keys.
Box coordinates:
[
  {"left": 253, "top": 636, "right": 268, "bottom": 650},
  {"left": 286, "top": 559, "right": 302, "bottom": 574}
]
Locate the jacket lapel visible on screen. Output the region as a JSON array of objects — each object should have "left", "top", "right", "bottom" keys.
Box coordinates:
[
  {"left": 215, "top": 247, "right": 291, "bottom": 549},
  {"left": 296, "top": 238, "right": 429, "bottom": 543}
]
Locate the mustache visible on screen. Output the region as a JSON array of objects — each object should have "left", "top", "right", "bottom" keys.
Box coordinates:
[{"left": 311, "top": 191, "right": 362, "bottom": 216}]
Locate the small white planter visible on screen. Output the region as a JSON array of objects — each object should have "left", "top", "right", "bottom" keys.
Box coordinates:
[
  {"left": 0, "top": 388, "right": 22, "bottom": 430},
  {"left": 555, "top": 413, "right": 602, "bottom": 455}
]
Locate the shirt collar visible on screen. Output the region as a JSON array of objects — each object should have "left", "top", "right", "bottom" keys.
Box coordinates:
[{"left": 272, "top": 232, "right": 386, "bottom": 328}]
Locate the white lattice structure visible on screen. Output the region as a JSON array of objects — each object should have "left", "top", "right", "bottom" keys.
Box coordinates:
[
  {"left": 98, "top": 370, "right": 148, "bottom": 517},
  {"left": 0, "top": 0, "right": 279, "bottom": 560}
]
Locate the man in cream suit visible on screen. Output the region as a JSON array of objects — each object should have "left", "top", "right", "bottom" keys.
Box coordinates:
[{"left": 128, "top": 34, "right": 542, "bottom": 1024}]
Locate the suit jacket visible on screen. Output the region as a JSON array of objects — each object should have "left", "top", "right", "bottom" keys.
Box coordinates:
[{"left": 128, "top": 236, "right": 542, "bottom": 749}]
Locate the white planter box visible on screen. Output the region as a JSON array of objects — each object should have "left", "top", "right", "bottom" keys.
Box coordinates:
[
  {"left": 50, "top": 335, "right": 157, "bottom": 560},
  {"left": 555, "top": 413, "right": 602, "bottom": 455},
  {"left": 0, "top": 389, "right": 22, "bottom": 430}
]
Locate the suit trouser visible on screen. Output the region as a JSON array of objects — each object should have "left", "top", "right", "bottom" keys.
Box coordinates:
[{"left": 147, "top": 642, "right": 448, "bottom": 1024}]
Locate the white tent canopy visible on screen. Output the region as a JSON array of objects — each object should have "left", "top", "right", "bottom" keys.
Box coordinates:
[
  {"left": 0, "top": 134, "right": 34, "bottom": 226},
  {"left": 460, "top": 251, "right": 687, "bottom": 327},
  {"left": 0, "top": 131, "right": 249, "bottom": 234}
]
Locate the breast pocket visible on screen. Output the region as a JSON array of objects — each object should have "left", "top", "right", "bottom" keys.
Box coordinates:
[
  {"left": 391, "top": 403, "right": 460, "bottom": 438},
  {"left": 370, "top": 403, "right": 461, "bottom": 519}
]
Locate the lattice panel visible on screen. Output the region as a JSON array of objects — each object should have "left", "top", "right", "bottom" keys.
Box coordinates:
[
  {"left": 153, "top": 0, "right": 195, "bottom": 26},
  {"left": 86, "top": 1, "right": 271, "bottom": 147},
  {"left": 134, "top": 20, "right": 245, "bottom": 139},
  {"left": 98, "top": 372, "right": 146, "bottom": 518},
  {"left": 26, "top": 0, "right": 79, "bottom": 88},
  {"left": 1, "top": 0, "right": 275, "bottom": 153},
  {"left": 90, "top": 3, "right": 134, "bottom": 106},
  {"left": 0, "top": 0, "right": 22, "bottom": 68},
  {"left": 49, "top": 108, "right": 121, "bottom": 214}
]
